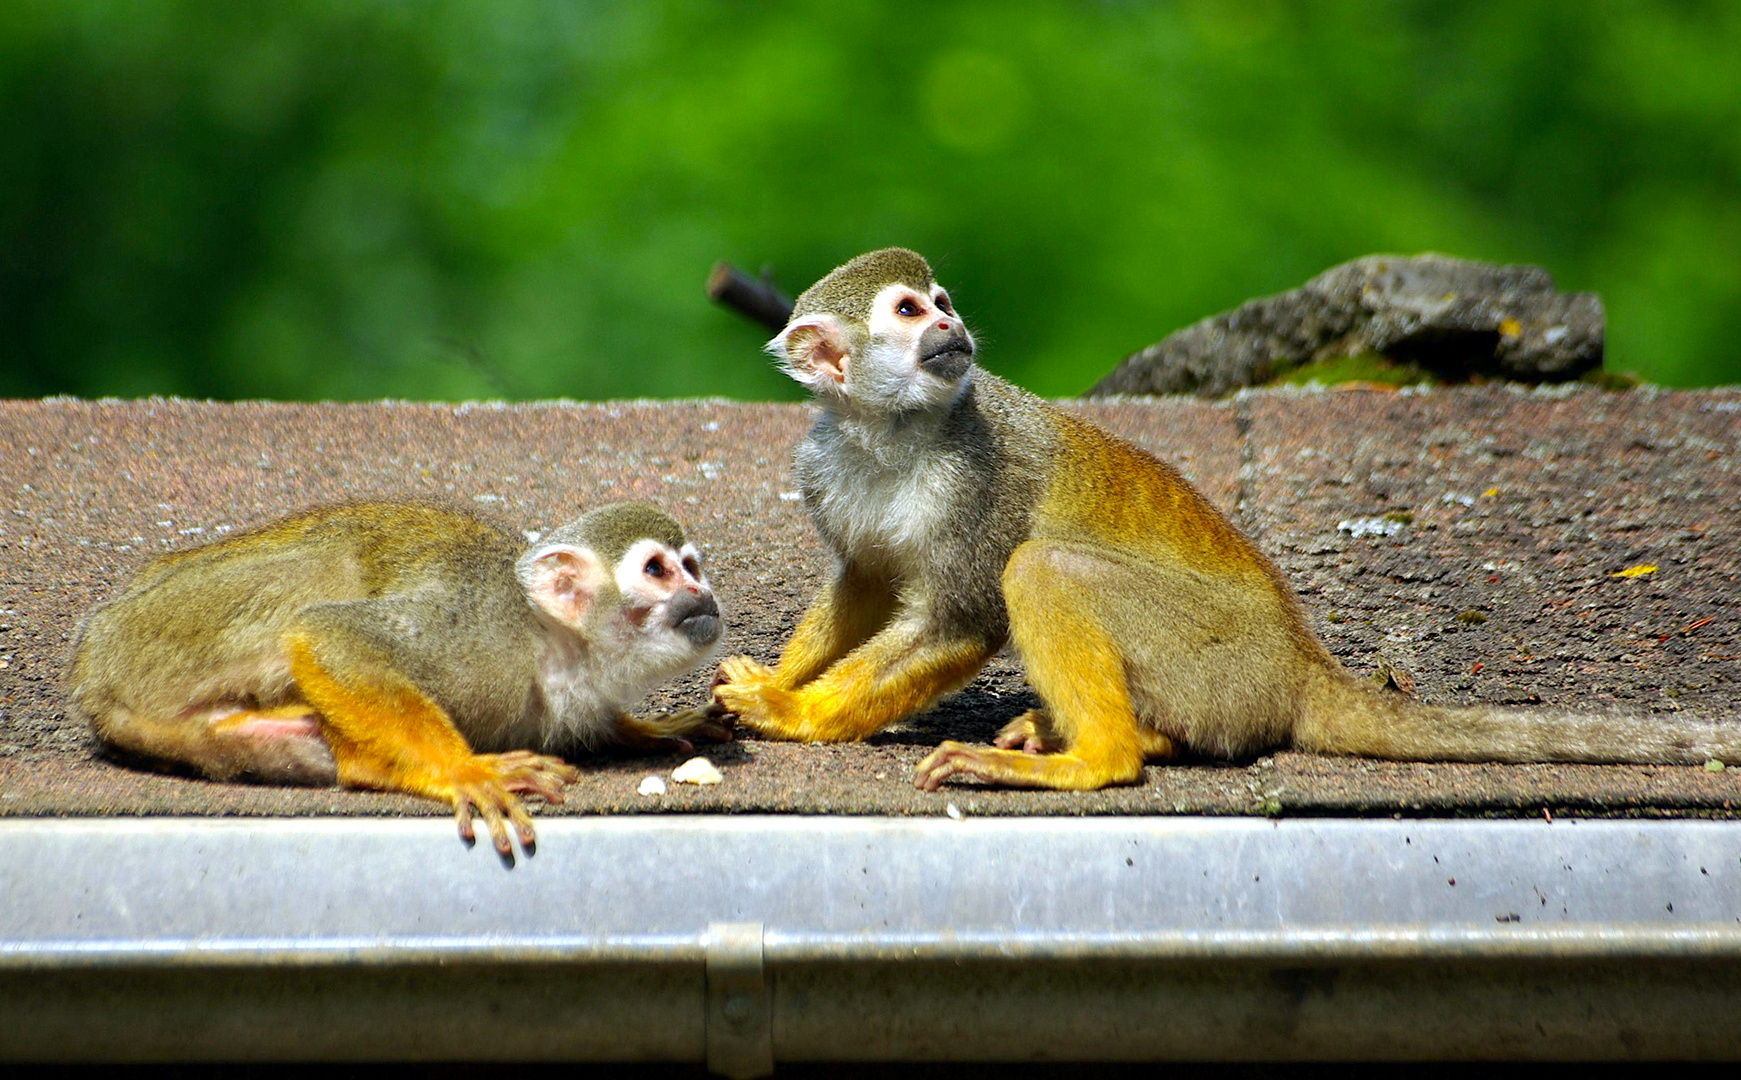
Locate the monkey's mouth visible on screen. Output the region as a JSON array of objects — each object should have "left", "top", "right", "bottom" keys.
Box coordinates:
[
  {"left": 918, "top": 344, "right": 973, "bottom": 382},
  {"left": 669, "top": 592, "right": 723, "bottom": 647},
  {"left": 678, "top": 612, "right": 722, "bottom": 647}
]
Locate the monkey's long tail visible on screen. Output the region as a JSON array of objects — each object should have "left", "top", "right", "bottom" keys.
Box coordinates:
[{"left": 1295, "top": 668, "right": 1741, "bottom": 765}]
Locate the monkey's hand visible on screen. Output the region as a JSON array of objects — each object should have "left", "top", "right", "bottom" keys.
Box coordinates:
[
  {"left": 619, "top": 705, "right": 735, "bottom": 756},
  {"left": 992, "top": 709, "right": 1063, "bottom": 754},
  {"left": 451, "top": 751, "right": 580, "bottom": 857},
  {"left": 664, "top": 704, "right": 736, "bottom": 745}
]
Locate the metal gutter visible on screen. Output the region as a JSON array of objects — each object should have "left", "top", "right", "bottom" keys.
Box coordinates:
[{"left": 4, "top": 816, "right": 1741, "bottom": 1070}]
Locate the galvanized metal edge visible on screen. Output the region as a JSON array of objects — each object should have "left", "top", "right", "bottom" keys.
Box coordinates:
[
  {"left": 5, "top": 816, "right": 1741, "bottom": 1066},
  {"left": 10, "top": 925, "right": 1741, "bottom": 970}
]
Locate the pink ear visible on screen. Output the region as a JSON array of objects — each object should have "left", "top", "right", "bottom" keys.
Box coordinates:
[
  {"left": 528, "top": 546, "right": 605, "bottom": 627},
  {"left": 770, "top": 316, "right": 850, "bottom": 387}
]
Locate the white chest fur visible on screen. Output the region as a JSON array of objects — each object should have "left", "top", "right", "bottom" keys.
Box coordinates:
[
  {"left": 532, "top": 624, "right": 622, "bottom": 750},
  {"left": 799, "top": 412, "right": 964, "bottom": 568}
]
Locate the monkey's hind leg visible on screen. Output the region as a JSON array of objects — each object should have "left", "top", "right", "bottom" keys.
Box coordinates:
[
  {"left": 914, "top": 542, "right": 1173, "bottom": 792},
  {"left": 93, "top": 701, "right": 337, "bottom": 786},
  {"left": 286, "top": 632, "right": 579, "bottom": 857}
]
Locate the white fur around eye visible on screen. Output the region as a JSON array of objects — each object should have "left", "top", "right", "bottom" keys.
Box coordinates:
[
  {"left": 616, "top": 537, "right": 674, "bottom": 600},
  {"left": 864, "top": 282, "right": 926, "bottom": 338},
  {"left": 677, "top": 541, "right": 708, "bottom": 588}
]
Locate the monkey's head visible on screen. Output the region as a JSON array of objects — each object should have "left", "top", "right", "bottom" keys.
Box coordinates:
[
  {"left": 768, "top": 248, "right": 976, "bottom": 414},
  {"left": 515, "top": 502, "right": 724, "bottom": 681}
]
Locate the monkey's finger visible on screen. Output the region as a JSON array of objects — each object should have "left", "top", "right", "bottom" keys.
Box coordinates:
[
  {"left": 913, "top": 742, "right": 971, "bottom": 792},
  {"left": 524, "top": 756, "right": 580, "bottom": 791},
  {"left": 454, "top": 799, "right": 478, "bottom": 845},
  {"left": 711, "top": 681, "right": 767, "bottom": 720},
  {"left": 691, "top": 717, "right": 735, "bottom": 743},
  {"left": 503, "top": 770, "right": 568, "bottom": 805},
  {"left": 714, "top": 655, "right": 775, "bottom": 690},
  {"left": 486, "top": 753, "right": 579, "bottom": 799},
  {"left": 505, "top": 798, "right": 537, "bottom": 853},
  {"left": 481, "top": 803, "right": 513, "bottom": 858}
]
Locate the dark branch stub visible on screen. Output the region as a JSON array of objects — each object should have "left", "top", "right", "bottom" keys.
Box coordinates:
[{"left": 708, "top": 262, "right": 794, "bottom": 332}]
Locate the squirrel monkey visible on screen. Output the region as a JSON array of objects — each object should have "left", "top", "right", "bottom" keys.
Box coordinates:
[
  {"left": 713, "top": 247, "right": 1741, "bottom": 790},
  {"left": 69, "top": 500, "right": 726, "bottom": 854}
]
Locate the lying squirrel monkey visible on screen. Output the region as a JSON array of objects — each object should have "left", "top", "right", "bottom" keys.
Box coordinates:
[
  {"left": 69, "top": 500, "right": 726, "bottom": 854},
  {"left": 713, "top": 247, "right": 1741, "bottom": 790}
]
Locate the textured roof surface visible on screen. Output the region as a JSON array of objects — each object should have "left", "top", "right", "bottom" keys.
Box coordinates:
[{"left": 2, "top": 386, "right": 1738, "bottom": 820}]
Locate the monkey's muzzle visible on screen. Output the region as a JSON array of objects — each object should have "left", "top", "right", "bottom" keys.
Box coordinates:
[
  {"left": 917, "top": 327, "right": 973, "bottom": 382},
  {"left": 670, "top": 591, "right": 723, "bottom": 648}
]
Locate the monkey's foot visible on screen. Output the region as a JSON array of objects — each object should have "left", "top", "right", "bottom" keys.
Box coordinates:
[
  {"left": 451, "top": 751, "right": 581, "bottom": 857},
  {"left": 913, "top": 740, "right": 1142, "bottom": 792},
  {"left": 711, "top": 655, "right": 810, "bottom": 738},
  {"left": 713, "top": 655, "right": 779, "bottom": 694},
  {"left": 711, "top": 676, "right": 807, "bottom": 741},
  {"left": 992, "top": 710, "right": 1063, "bottom": 754}
]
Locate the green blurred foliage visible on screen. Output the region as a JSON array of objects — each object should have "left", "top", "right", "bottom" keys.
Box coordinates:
[{"left": 3, "top": 0, "right": 1738, "bottom": 402}]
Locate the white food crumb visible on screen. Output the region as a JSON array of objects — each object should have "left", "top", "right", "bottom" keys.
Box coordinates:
[
  {"left": 637, "top": 775, "right": 667, "bottom": 796},
  {"left": 945, "top": 802, "right": 964, "bottom": 821},
  {"left": 672, "top": 757, "right": 724, "bottom": 785},
  {"left": 778, "top": 491, "right": 802, "bottom": 502}
]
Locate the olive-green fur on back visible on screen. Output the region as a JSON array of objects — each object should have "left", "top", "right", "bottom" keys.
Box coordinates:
[
  {"left": 138, "top": 501, "right": 513, "bottom": 594},
  {"left": 791, "top": 247, "right": 934, "bottom": 321},
  {"left": 67, "top": 501, "right": 528, "bottom": 724}
]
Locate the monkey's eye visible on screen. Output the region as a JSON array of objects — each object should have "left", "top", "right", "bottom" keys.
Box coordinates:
[
  {"left": 682, "top": 556, "right": 701, "bottom": 579},
  {"left": 644, "top": 557, "right": 667, "bottom": 579},
  {"left": 896, "top": 298, "right": 921, "bottom": 317},
  {"left": 935, "top": 292, "right": 953, "bottom": 315}
]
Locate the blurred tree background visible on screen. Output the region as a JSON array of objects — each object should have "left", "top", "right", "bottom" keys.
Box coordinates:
[{"left": 3, "top": 0, "right": 1738, "bottom": 402}]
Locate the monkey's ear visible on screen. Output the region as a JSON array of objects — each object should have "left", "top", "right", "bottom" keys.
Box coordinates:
[
  {"left": 525, "top": 545, "right": 607, "bottom": 628},
  {"left": 768, "top": 315, "right": 850, "bottom": 390}
]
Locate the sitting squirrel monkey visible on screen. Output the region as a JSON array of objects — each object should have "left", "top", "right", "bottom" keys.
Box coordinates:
[
  {"left": 713, "top": 247, "right": 1741, "bottom": 790},
  {"left": 69, "top": 500, "right": 726, "bottom": 854}
]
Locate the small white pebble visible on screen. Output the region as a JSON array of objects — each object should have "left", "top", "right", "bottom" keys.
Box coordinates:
[
  {"left": 637, "top": 775, "right": 667, "bottom": 796},
  {"left": 1337, "top": 516, "right": 1404, "bottom": 538},
  {"left": 672, "top": 757, "right": 724, "bottom": 785},
  {"left": 945, "top": 802, "right": 964, "bottom": 821},
  {"left": 778, "top": 491, "right": 802, "bottom": 502}
]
